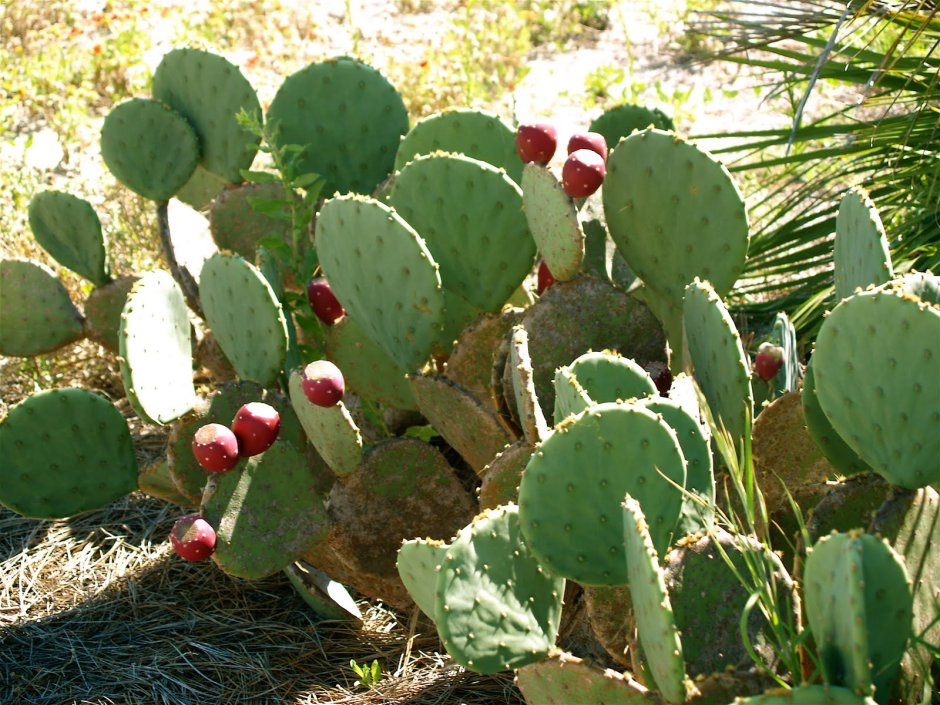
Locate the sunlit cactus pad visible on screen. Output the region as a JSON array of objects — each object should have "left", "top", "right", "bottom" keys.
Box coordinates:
[
  {"left": 288, "top": 369, "right": 362, "bottom": 477},
  {"left": 515, "top": 649, "right": 658, "bottom": 704},
  {"left": 0, "top": 388, "right": 137, "bottom": 519},
  {"left": 396, "top": 537, "right": 448, "bottom": 620},
  {"left": 834, "top": 187, "right": 893, "bottom": 301},
  {"left": 588, "top": 102, "right": 674, "bottom": 152},
  {"left": 521, "top": 163, "right": 584, "bottom": 281}
]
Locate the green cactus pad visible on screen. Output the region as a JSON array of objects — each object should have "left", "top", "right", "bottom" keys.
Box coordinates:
[
  {"left": 583, "top": 585, "right": 635, "bottom": 669},
  {"left": 509, "top": 325, "right": 549, "bottom": 443},
  {"left": 288, "top": 368, "right": 362, "bottom": 476},
  {"left": 137, "top": 459, "right": 192, "bottom": 507},
  {"left": 521, "top": 163, "right": 584, "bottom": 281},
  {"left": 580, "top": 218, "right": 610, "bottom": 279},
  {"left": 28, "top": 190, "right": 109, "bottom": 286},
  {"left": 812, "top": 287, "right": 940, "bottom": 489},
  {"left": 267, "top": 58, "right": 408, "bottom": 195},
  {"left": 589, "top": 103, "right": 675, "bottom": 152},
  {"left": 834, "top": 187, "right": 893, "bottom": 301},
  {"left": 434, "top": 504, "right": 565, "bottom": 673},
  {"left": 84, "top": 275, "right": 138, "bottom": 352},
  {"left": 390, "top": 152, "right": 536, "bottom": 315},
  {"left": 152, "top": 48, "right": 261, "bottom": 184},
  {"left": 0, "top": 388, "right": 137, "bottom": 518},
  {"left": 801, "top": 359, "right": 871, "bottom": 478},
  {"left": 520, "top": 275, "right": 668, "bottom": 419},
  {"left": 323, "top": 315, "right": 417, "bottom": 410},
  {"left": 327, "top": 438, "right": 476, "bottom": 607},
  {"left": 119, "top": 270, "right": 197, "bottom": 425},
  {"left": 202, "top": 441, "right": 330, "bottom": 579},
  {"left": 479, "top": 440, "right": 533, "bottom": 510},
  {"left": 888, "top": 270, "right": 939, "bottom": 304},
  {"left": 564, "top": 351, "right": 657, "bottom": 405},
  {"left": 803, "top": 531, "right": 912, "bottom": 700},
  {"left": 730, "top": 685, "right": 878, "bottom": 705},
  {"left": 315, "top": 195, "right": 445, "bottom": 371},
  {"left": 409, "top": 374, "right": 513, "bottom": 475},
  {"left": 683, "top": 278, "right": 753, "bottom": 449},
  {"left": 396, "top": 538, "right": 449, "bottom": 620},
  {"left": 870, "top": 487, "right": 939, "bottom": 705},
  {"left": 519, "top": 402, "right": 686, "bottom": 585},
  {"left": 622, "top": 495, "right": 690, "bottom": 705},
  {"left": 635, "top": 396, "right": 715, "bottom": 535},
  {"left": 100, "top": 97, "right": 199, "bottom": 201},
  {"left": 209, "top": 182, "right": 296, "bottom": 260},
  {"left": 175, "top": 164, "right": 228, "bottom": 210},
  {"left": 806, "top": 474, "right": 892, "bottom": 544},
  {"left": 395, "top": 108, "right": 524, "bottom": 182},
  {"left": 199, "top": 253, "right": 288, "bottom": 388},
  {"left": 284, "top": 560, "right": 362, "bottom": 622},
  {"left": 515, "top": 649, "right": 659, "bottom": 705},
  {"left": 445, "top": 308, "right": 525, "bottom": 411},
  {"left": 604, "top": 129, "right": 749, "bottom": 305},
  {"left": 552, "top": 364, "right": 593, "bottom": 424},
  {"left": 0, "top": 258, "right": 84, "bottom": 356}
]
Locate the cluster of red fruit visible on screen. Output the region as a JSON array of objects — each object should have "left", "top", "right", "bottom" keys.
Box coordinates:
[{"left": 515, "top": 122, "right": 608, "bottom": 199}]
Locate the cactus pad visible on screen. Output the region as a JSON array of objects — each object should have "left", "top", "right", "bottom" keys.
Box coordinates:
[
  {"left": 622, "top": 495, "right": 690, "bottom": 705},
  {"left": 515, "top": 649, "right": 658, "bottom": 705},
  {"left": 199, "top": 253, "right": 289, "bottom": 387},
  {"left": 288, "top": 369, "right": 362, "bottom": 476},
  {"left": 445, "top": 308, "right": 524, "bottom": 411},
  {"left": 0, "top": 388, "right": 137, "bottom": 518},
  {"left": 509, "top": 326, "right": 549, "bottom": 443},
  {"left": 812, "top": 286, "right": 940, "bottom": 489},
  {"left": 563, "top": 351, "right": 657, "bottom": 405},
  {"left": 137, "top": 459, "right": 192, "bottom": 507},
  {"left": 396, "top": 538, "right": 449, "bottom": 620},
  {"left": 119, "top": 270, "right": 197, "bottom": 425},
  {"left": 152, "top": 48, "right": 261, "bottom": 184},
  {"left": 84, "top": 275, "right": 138, "bottom": 352},
  {"left": 28, "top": 190, "right": 109, "bottom": 286},
  {"left": 583, "top": 585, "right": 635, "bottom": 669},
  {"left": 479, "top": 440, "right": 533, "bottom": 510},
  {"left": 0, "top": 258, "right": 84, "bottom": 356},
  {"left": 519, "top": 402, "right": 686, "bottom": 585},
  {"left": 730, "top": 685, "right": 878, "bottom": 705},
  {"left": 267, "top": 58, "right": 408, "bottom": 195},
  {"left": 604, "top": 129, "right": 749, "bottom": 305},
  {"left": 834, "top": 187, "right": 893, "bottom": 301},
  {"left": 284, "top": 561, "right": 362, "bottom": 622},
  {"left": 209, "top": 182, "right": 296, "bottom": 260},
  {"left": 100, "top": 98, "right": 199, "bottom": 201},
  {"left": 434, "top": 504, "right": 565, "bottom": 673},
  {"left": 588, "top": 103, "right": 675, "bottom": 152},
  {"left": 552, "top": 364, "right": 594, "bottom": 423},
  {"left": 683, "top": 278, "right": 753, "bottom": 449},
  {"left": 806, "top": 474, "right": 892, "bottom": 543},
  {"left": 521, "top": 163, "right": 584, "bottom": 281},
  {"left": 390, "top": 153, "right": 536, "bottom": 316}
]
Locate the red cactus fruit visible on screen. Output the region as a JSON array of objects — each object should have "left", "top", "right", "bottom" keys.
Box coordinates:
[
  {"left": 562, "top": 148, "right": 606, "bottom": 198},
  {"left": 306, "top": 277, "right": 345, "bottom": 325},
  {"left": 567, "top": 131, "right": 608, "bottom": 161},
  {"left": 302, "top": 360, "right": 345, "bottom": 407},
  {"left": 191, "top": 423, "right": 240, "bottom": 473},
  {"left": 754, "top": 342, "right": 785, "bottom": 381},
  {"left": 516, "top": 122, "right": 557, "bottom": 165},
  {"left": 169, "top": 514, "right": 216, "bottom": 562},
  {"left": 231, "top": 402, "right": 280, "bottom": 457},
  {"left": 537, "top": 260, "right": 555, "bottom": 295}
]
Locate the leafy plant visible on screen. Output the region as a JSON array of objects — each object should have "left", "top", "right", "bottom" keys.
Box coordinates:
[{"left": 349, "top": 658, "right": 383, "bottom": 689}]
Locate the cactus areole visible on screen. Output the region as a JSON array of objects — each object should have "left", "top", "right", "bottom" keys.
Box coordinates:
[{"left": 231, "top": 402, "right": 281, "bottom": 457}]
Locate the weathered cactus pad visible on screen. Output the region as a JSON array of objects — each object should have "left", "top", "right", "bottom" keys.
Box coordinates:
[
  {"left": 0, "top": 258, "right": 84, "bottom": 356},
  {"left": 805, "top": 473, "right": 892, "bottom": 543},
  {"left": 479, "top": 440, "right": 534, "bottom": 510},
  {"left": 522, "top": 163, "right": 584, "bottom": 281},
  {"left": 509, "top": 326, "right": 549, "bottom": 443},
  {"left": 583, "top": 584, "right": 635, "bottom": 669},
  {"left": 519, "top": 402, "right": 686, "bottom": 585},
  {"left": 202, "top": 441, "right": 330, "bottom": 579},
  {"left": 515, "top": 649, "right": 659, "bottom": 705},
  {"left": 100, "top": 97, "right": 199, "bottom": 201},
  {"left": 209, "top": 182, "right": 295, "bottom": 260},
  {"left": 434, "top": 504, "right": 565, "bottom": 673},
  {"left": 396, "top": 537, "right": 449, "bottom": 620},
  {"left": 28, "top": 190, "right": 109, "bottom": 286},
  {"left": 0, "top": 389, "right": 137, "bottom": 518},
  {"left": 119, "top": 270, "right": 198, "bottom": 425},
  {"left": 834, "top": 187, "right": 893, "bottom": 301},
  {"left": 812, "top": 286, "right": 940, "bottom": 489},
  {"left": 445, "top": 308, "right": 524, "bottom": 408},
  {"left": 137, "top": 459, "right": 192, "bottom": 507},
  {"left": 152, "top": 47, "right": 261, "bottom": 184},
  {"left": 84, "top": 275, "right": 138, "bottom": 352}
]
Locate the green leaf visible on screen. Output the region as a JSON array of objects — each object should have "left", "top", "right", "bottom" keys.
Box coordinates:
[{"left": 240, "top": 169, "right": 280, "bottom": 184}]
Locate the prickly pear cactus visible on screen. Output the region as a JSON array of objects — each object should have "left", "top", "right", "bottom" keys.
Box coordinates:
[
  {"left": 588, "top": 102, "right": 674, "bottom": 152},
  {"left": 288, "top": 369, "right": 363, "bottom": 477},
  {"left": 84, "top": 275, "right": 138, "bottom": 352},
  {"left": 28, "top": 190, "right": 109, "bottom": 286},
  {"left": 833, "top": 187, "right": 893, "bottom": 301},
  {"left": 396, "top": 537, "right": 448, "bottom": 620},
  {"left": 730, "top": 685, "right": 878, "bottom": 705},
  {"left": 515, "top": 649, "right": 658, "bottom": 704},
  {"left": 209, "top": 182, "right": 296, "bottom": 260},
  {"left": 521, "top": 163, "right": 584, "bottom": 281}
]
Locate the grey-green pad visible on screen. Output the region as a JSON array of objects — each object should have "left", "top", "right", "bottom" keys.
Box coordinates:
[
  {"left": 84, "top": 275, "right": 138, "bottom": 352},
  {"left": 812, "top": 287, "right": 940, "bottom": 489},
  {"left": 315, "top": 194, "right": 445, "bottom": 371},
  {"left": 394, "top": 108, "right": 524, "bottom": 183},
  {"left": 589, "top": 103, "right": 675, "bottom": 152},
  {"left": 267, "top": 58, "right": 408, "bottom": 195},
  {"left": 175, "top": 164, "right": 227, "bottom": 211},
  {"left": 519, "top": 402, "right": 687, "bottom": 585},
  {"left": 563, "top": 350, "right": 657, "bottom": 405},
  {"left": 0, "top": 258, "right": 84, "bottom": 356},
  {"left": 408, "top": 374, "right": 512, "bottom": 475},
  {"left": 28, "top": 190, "right": 109, "bottom": 286},
  {"left": 199, "top": 253, "right": 288, "bottom": 388},
  {"left": 202, "top": 440, "right": 330, "bottom": 579},
  {"left": 152, "top": 47, "right": 261, "bottom": 184},
  {"left": 604, "top": 129, "right": 748, "bottom": 304},
  {"left": 390, "top": 153, "right": 535, "bottom": 314},
  {"left": 434, "top": 504, "right": 564, "bottom": 673},
  {"left": 479, "top": 440, "right": 533, "bottom": 510},
  {"left": 100, "top": 97, "right": 199, "bottom": 201},
  {"left": 509, "top": 325, "right": 549, "bottom": 443},
  {"left": 323, "top": 315, "right": 417, "bottom": 410},
  {"left": 683, "top": 278, "right": 753, "bottom": 449},
  {"left": 834, "top": 187, "right": 893, "bottom": 301},
  {"left": 515, "top": 649, "right": 659, "bottom": 705},
  {"left": 622, "top": 495, "right": 689, "bottom": 705},
  {"left": 119, "top": 270, "right": 197, "bottom": 425},
  {"left": 288, "top": 369, "right": 362, "bottom": 477},
  {"left": 396, "top": 538, "right": 449, "bottom": 620},
  {"left": 0, "top": 388, "right": 137, "bottom": 519},
  {"left": 730, "top": 685, "right": 878, "bottom": 705},
  {"left": 209, "top": 182, "right": 295, "bottom": 260},
  {"left": 522, "top": 163, "right": 584, "bottom": 281},
  {"left": 552, "top": 364, "right": 593, "bottom": 423}
]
